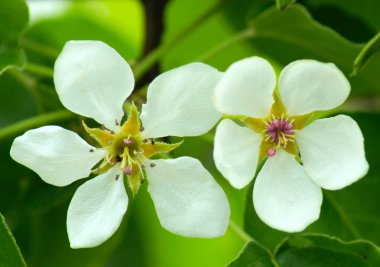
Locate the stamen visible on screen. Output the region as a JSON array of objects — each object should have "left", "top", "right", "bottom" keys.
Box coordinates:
[
  {"left": 138, "top": 164, "right": 144, "bottom": 177},
  {"left": 268, "top": 148, "right": 276, "bottom": 157},
  {"left": 105, "top": 154, "right": 115, "bottom": 165},
  {"left": 124, "top": 138, "right": 134, "bottom": 145},
  {"left": 123, "top": 165, "right": 132, "bottom": 175},
  {"left": 265, "top": 115, "right": 296, "bottom": 150}
]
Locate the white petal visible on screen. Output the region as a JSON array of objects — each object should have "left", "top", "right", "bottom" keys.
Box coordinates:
[
  {"left": 140, "top": 63, "right": 222, "bottom": 138},
  {"left": 297, "top": 115, "right": 369, "bottom": 190},
  {"left": 214, "top": 57, "right": 276, "bottom": 117},
  {"left": 214, "top": 119, "right": 262, "bottom": 189},
  {"left": 10, "top": 126, "right": 105, "bottom": 187},
  {"left": 146, "top": 157, "right": 230, "bottom": 238},
  {"left": 253, "top": 150, "right": 322, "bottom": 232},
  {"left": 54, "top": 41, "right": 134, "bottom": 130},
  {"left": 67, "top": 167, "right": 128, "bottom": 248},
  {"left": 279, "top": 60, "right": 350, "bottom": 116}
]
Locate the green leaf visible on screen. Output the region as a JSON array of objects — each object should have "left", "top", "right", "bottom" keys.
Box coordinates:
[
  {"left": 162, "top": 0, "right": 259, "bottom": 71},
  {"left": 24, "top": 9, "right": 137, "bottom": 62},
  {"left": 352, "top": 31, "right": 380, "bottom": 76},
  {"left": 247, "top": 4, "right": 380, "bottom": 96},
  {"left": 302, "top": 0, "right": 380, "bottom": 43},
  {"left": 0, "top": 0, "right": 29, "bottom": 74},
  {"left": 230, "top": 235, "right": 380, "bottom": 267},
  {"left": 0, "top": 214, "right": 26, "bottom": 267},
  {"left": 275, "top": 0, "right": 296, "bottom": 9},
  {"left": 228, "top": 241, "right": 277, "bottom": 267},
  {"left": 245, "top": 113, "right": 380, "bottom": 249},
  {"left": 276, "top": 234, "right": 380, "bottom": 267}
]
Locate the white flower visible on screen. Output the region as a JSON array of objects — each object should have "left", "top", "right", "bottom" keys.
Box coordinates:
[
  {"left": 10, "top": 41, "right": 230, "bottom": 248},
  {"left": 213, "top": 57, "right": 369, "bottom": 232}
]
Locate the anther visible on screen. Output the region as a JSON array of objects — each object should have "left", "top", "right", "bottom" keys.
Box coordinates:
[
  {"left": 89, "top": 149, "right": 94, "bottom": 153},
  {"left": 115, "top": 119, "right": 119, "bottom": 126},
  {"left": 123, "top": 165, "right": 132, "bottom": 175},
  {"left": 143, "top": 139, "right": 148, "bottom": 143},
  {"left": 124, "top": 138, "right": 134, "bottom": 145},
  {"left": 268, "top": 148, "right": 277, "bottom": 157},
  {"left": 115, "top": 174, "right": 120, "bottom": 181},
  {"left": 151, "top": 139, "right": 155, "bottom": 145},
  {"left": 140, "top": 126, "right": 145, "bottom": 132},
  {"left": 150, "top": 163, "right": 156, "bottom": 168}
]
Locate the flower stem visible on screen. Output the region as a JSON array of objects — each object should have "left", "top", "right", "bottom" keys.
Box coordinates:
[
  {"left": 229, "top": 220, "right": 253, "bottom": 242},
  {"left": 196, "top": 28, "right": 256, "bottom": 62},
  {"left": 24, "top": 63, "right": 54, "bottom": 78},
  {"left": 0, "top": 110, "right": 74, "bottom": 139},
  {"left": 133, "top": 0, "right": 225, "bottom": 81}
]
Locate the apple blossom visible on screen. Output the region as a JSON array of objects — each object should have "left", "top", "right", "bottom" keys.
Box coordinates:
[
  {"left": 10, "top": 41, "right": 230, "bottom": 248},
  {"left": 213, "top": 57, "right": 369, "bottom": 232}
]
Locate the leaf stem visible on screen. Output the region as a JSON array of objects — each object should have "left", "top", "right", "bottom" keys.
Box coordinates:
[
  {"left": 133, "top": 0, "right": 225, "bottom": 81},
  {"left": 0, "top": 110, "right": 74, "bottom": 139},
  {"left": 352, "top": 30, "right": 380, "bottom": 76},
  {"left": 24, "top": 63, "right": 54, "bottom": 78},
  {"left": 196, "top": 28, "right": 256, "bottom": 62},
  {"left": 229, "top": 220, "right": 253, "bottom": 242}
]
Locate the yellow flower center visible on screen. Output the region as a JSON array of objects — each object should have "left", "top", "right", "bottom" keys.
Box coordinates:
[
  {"left": 244, "top": 93, "right": 311, "bottom": 159},
  {"left": 84, "top": 103, "right": 182, "bottom": 195}
]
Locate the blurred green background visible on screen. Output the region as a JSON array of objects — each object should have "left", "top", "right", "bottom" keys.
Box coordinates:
[{"left": 1, "top": 0, "right": 380, "bottom": 266}]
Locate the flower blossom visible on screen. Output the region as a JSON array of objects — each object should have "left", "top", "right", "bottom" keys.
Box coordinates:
[
  {"left": 213, "top": 57, "right": 369, "bottom": 232},
  {"left": 10, "top": 41, "right": 230, "bottom": 248}
]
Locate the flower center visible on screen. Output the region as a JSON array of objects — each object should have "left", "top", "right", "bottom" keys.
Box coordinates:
[
  {"left": 87, "top": 126, "right": 146, "bottom": 178},
  {"left": 84, "top": 103, "right": 182, "bottom": 195},
  {"left": 263, "top": 115, "right": 296, "bottom": 157}
]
